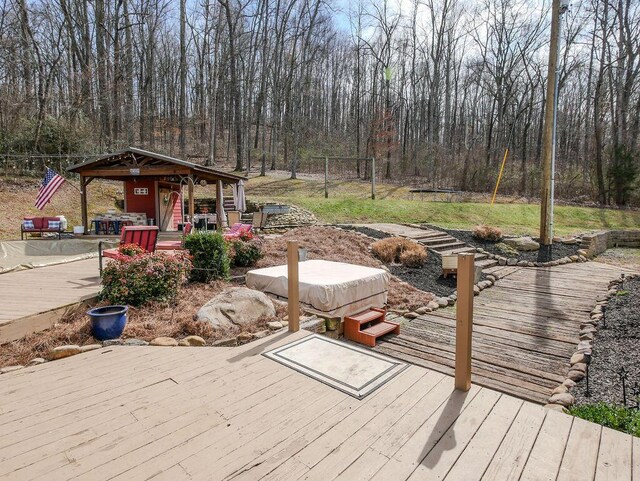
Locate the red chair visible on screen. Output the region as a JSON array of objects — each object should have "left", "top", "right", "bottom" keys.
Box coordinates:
[
  {"left": 99, "top": 225, "right": 159, "bottom": 271},
  {"left": 156, "top": 222, "right": 192, "bottom": 251},
  {"left": 223, "top": 223, "right": 253, "bottom": 240}
]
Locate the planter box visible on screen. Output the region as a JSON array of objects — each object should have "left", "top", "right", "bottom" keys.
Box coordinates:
[{"left": 261, "top": 204, "right": 290, "bottom": 215}]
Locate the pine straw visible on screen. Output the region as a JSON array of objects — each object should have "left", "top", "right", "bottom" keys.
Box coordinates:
[
  {"left": 0, "top": 226, "right": 431, "bottom": 368},
  {"left": 0, "top": 282, "right": 289, "bottom": 368}
]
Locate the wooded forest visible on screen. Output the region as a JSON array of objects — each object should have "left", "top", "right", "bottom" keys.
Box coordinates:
[{"left": 0, "top": 0, "right": 638, "bottom": 204}]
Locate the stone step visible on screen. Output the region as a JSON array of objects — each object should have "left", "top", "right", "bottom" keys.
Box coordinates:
[
  {"left": 476, "top": 258, "right": 499, "bottom": 269},
  {"left": 419, "top": 236, "right": 455, "bottom": 246},
  {"left": 438, "top": 247, "right": 477, "bottom": 256},
  {"left": 428, "top": 241, "right": 468, "bottom": 252},
  {"left": 411, "top": 232, "right": 450, "bottom": 240}
]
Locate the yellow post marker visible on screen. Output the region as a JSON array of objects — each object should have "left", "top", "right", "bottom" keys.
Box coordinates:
[
  {"left": 455, "top": 253, "right": 475, "bottom": 391},
  {"left": 287, "top": 241, "right": 300, "bottom": 332},
  {"left": 490, "top": 147, "right": 509, "bottom": 206}
]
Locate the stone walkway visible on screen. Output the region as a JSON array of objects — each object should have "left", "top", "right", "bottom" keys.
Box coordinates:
[{"left": 372, "top": 261, "right": 632, "bottom": 404}]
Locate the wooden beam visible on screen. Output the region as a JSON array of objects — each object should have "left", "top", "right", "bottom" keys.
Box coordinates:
[
  {"left": 287, "top": 241, "right": 300, "bottom": 332},
  {"left": 455, "top": 253, "right": 475, "bottom": 391},
  {"left": 78, "top": 166, "right": 191, "bottom": 177},
  {"left": 188, "top": 179, "right": 195, "bottom": 222},
  {"left": 80, "top": 175, "right": 88, "bottom": 232},
  {"left": 216, "top": 180, "right": 225, "bottom": 231}
]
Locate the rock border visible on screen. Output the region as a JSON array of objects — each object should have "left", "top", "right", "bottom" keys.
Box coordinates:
[
  {"left": 474, "top": 247, "right": 590, "bottom": 268},
  {"left": 544, "top": 273, "right": 639, "bottom": 411}
]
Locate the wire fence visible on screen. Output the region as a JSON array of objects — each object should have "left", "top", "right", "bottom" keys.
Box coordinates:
[{"left": 0, "top": 153, "right": 101, "bottom": 178}]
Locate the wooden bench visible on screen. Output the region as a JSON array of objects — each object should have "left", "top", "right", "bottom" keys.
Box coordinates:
[{"left": 344, "top": 308, "right": 400, "bottom": 347}]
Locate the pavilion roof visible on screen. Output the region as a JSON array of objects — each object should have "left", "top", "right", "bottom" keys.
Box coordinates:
[{"left": 67, "top": 147, "right": 247, "bottom": 184}]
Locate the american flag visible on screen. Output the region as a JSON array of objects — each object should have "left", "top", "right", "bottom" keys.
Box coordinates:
[{"left": 35, "top": 168, "right": 65, "bottom": 210}]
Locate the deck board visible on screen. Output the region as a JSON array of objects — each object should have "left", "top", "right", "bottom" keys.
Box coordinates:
[
  {"left": 0, "top": 258, "right": 101, "bottom": 342},
  {"left": 372, "top": 262, "right": 631, "bottom": 404},
  {"left": 0, "top": 330, "right": 633, "bottom": 480}
]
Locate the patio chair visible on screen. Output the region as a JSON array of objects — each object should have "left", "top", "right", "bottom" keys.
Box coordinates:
[
  {"left": 156, "top": 222, "right": 192, "bottom": 251},
  {"left": 227, "top": 211, "right": 241, "bottom": 226},
  {"left": 98, "top": 225, "right": 159, "bottom": 272},
  {"left": 223, "top": 223, "right": 253, "bottom": 240}
]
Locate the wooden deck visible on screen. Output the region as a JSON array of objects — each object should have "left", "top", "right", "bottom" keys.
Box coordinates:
[
  {"left": 374, "top": 261, "right": 632, "bottom": 404},
  {"left": 0, "top": 329, "right": 637, "bottom": 480},
  {"left": 0, "top": 259, "right": 100, "bottom": 343}
]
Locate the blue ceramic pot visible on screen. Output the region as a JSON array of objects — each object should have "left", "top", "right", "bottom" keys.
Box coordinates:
[{"left": 88, "top": 305, "right": 128, "bottom": 340}]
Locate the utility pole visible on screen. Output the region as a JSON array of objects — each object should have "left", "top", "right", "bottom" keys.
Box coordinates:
[{"left": 540, "top": 0, "right": 567, "bottom": 246}]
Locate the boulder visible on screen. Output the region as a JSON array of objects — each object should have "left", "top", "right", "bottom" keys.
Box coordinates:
[
  {"left": 196, "top": 287, "right": 276, "bottom": 329},
  {"left": 436, "top": 298, "right": 449, "bottom": 308},
  {"left": 503, "top": 237, "right": 540, "bottom": 252}
]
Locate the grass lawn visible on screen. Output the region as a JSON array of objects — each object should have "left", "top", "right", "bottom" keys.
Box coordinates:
[{"left": 244, "top": 174, "right": 640, "bottom": 236}]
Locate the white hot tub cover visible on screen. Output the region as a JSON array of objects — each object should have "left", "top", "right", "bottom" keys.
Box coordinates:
[{"left": 246, "top": 260, "right": 390, "bottom": 318}]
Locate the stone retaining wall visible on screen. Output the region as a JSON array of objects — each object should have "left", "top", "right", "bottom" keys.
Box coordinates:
[{"left": 582, "top": 230, "right": 640, "bottom": 256}]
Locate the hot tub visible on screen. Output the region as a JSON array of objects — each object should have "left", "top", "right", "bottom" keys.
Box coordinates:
[{"left": 246, "top": 260, "right": 390, "bottom": 318}]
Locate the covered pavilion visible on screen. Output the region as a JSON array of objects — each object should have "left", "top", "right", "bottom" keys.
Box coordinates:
[{"left": 67, "top": 147, "right": 247, "bottom": 232}]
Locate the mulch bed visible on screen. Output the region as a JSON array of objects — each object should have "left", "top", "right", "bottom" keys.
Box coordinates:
[
  {"left": 423, "top": 224, "right": 581, "bottom": 262},
  {"left": 339, "top": 225, "right": 468, "bottom": 297},
  {"left": 573, "top": 276, "right": 640, "bottom": 406}
]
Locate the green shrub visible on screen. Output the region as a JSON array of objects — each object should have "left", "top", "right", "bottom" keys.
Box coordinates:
[
  {"left": 100, "top": 252, "right": 192, "bottom": 306},
  {"left": 229, "top": 240, "right": 263, "bottom": 267},
  {"left": 184, "top": 231, "right": 230, "bottom": 282},
  {"left": 568, "top": 403, "right": 640, "bottom": 437}
]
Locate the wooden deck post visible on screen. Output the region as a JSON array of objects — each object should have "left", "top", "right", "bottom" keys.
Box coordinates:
[
  {"left": 455, "top": 253, "right": 475, "bottom": 391},
  {"left": 287, "top": 240, "right": 300, "bottom": 332},
  {"left": 188, "top": 178, "right": 195, "bottom": 223},
  {"left": 324, "top": 156, "right": 328, "bottom": 199},
  {"left": 80, "top": 175, "right": 88, "bottom": 233}
]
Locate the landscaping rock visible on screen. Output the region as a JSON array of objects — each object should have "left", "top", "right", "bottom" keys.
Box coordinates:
[
  {"left": 560, "top": 237, "right": 578, "bottom": 245},
  {"left": 212, "top": 337, "right": 238, "bottom": 347},
  {"left": 548, "top": 392, "right": 575, "bottom": 407},
  {"left": 474, "top": 285, "right": 480, "bottom": 295},
  {"left": 326, "top": 318, "right": 341, "bottom": 330},
  {"left": 436, "top": 298, "right": 449, "bottom": 308},
  {"left": 571, "top": 362, "right": 588, "bottom": 374},
  {"left": 253, "top": 330, "right": 270, "bottom": 339},
  {"left": 267, "top": 321, "right": 284, "bottom": 330},
  {"left": 498, "top": 258, "right": 507, "bottom": 266},
  {"left": 80, "top": 344, "right": 102, "bottom": 353},
  {"left": 196, "top": 287, "right": 276, "bottom": 329},
  {"left": 570, "top": 352, "right": 589, "bottom": 365},
  {"left": 507, "top": 258, "right": 518, "bottom": 266},
  {"left": 103, "top": 339, "right": 123, "bottom": 346},
  {"left": 180, "top": 335, "right": 206, "bottom": 346},
  {"left": 415, "top": 306, "right": 429, "bottom": 315},
  {"left": 123, "top": 339, "right": 149, "bottom": 346},
  {"left": 150, "top": 337, "right": 178, "bottom": 347},
  {"left": 517, "top": 260, "right": 528, "bottom": 267},
  {"left": 504, "top": 237, "right": 540, "bottom": 252},
  {"left": 405, "top": 312, "right": 419, "bottom": 319},
  {"left": 568, "top": 370, "right": 585, "bottom": 382},
  {"left": 237, "top": 332, "right": 254, "bottom": 342},
  {"left": 579, "top": 331, "right": 594, "bottom": 341},
  {"left": 544, "top": 404, "right": 566, "bottom": 413},
  {"left": 0, "top": 365, "right": 24, "bottom": 374},
  {"left": 47, "top": 345, "right": 81, "bottom": 361},
  {"left": 27, "top": 358, "right": 46, "bottom": 367},
  {"left": 552, "top": 384, "right": 568, "bottom": 395},
  {"left": 427, "top": 300, "right": 440, "bottom": 310},
  {"left": 563, "top": 378, "right": 577, "bottom": 388}
]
